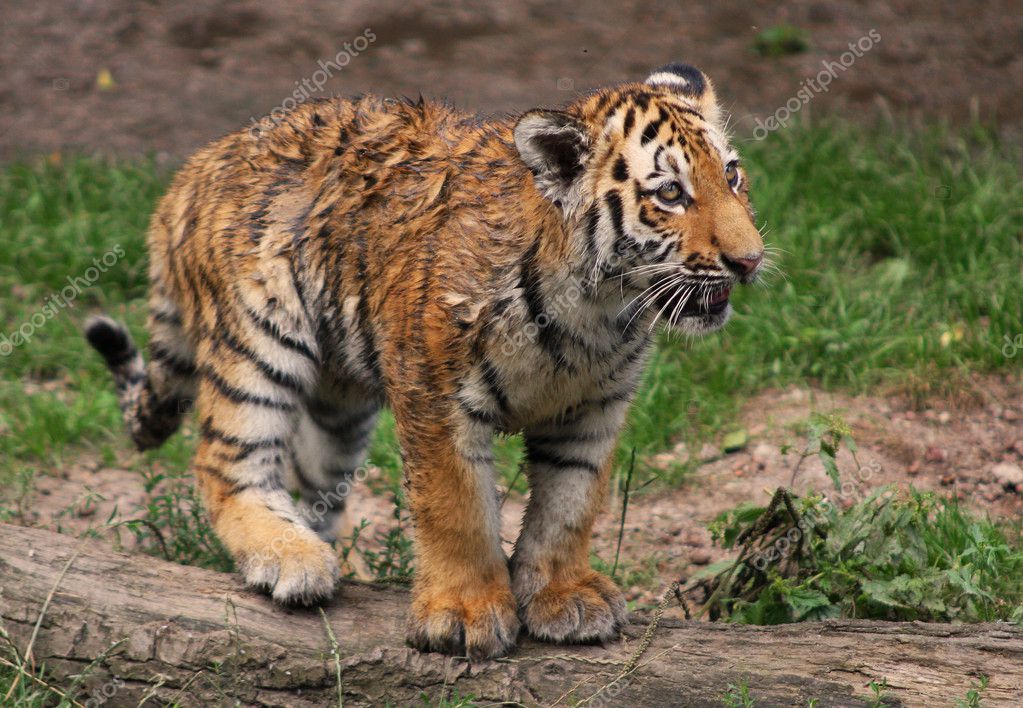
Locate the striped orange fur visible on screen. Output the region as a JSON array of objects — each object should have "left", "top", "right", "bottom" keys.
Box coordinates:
[{"left": 86, "top": 63, "right": 763, "bottom": 659}]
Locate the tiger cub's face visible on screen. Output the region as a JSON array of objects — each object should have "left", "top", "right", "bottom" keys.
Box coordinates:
[{"left": 515, "top": 63, "right": 764, "bottom": 335}]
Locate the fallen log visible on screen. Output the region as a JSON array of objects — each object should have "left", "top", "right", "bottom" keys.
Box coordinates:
[{"left": 1, "top": 523, "right": 1020, "bottom": 706}]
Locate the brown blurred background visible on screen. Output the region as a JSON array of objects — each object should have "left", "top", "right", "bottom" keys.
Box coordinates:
[{"left": 2, "top": 0, "right": 1021, "bottom": 160}]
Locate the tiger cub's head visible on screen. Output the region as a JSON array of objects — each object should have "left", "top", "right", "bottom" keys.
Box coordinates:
[{"left": 514, "top": 63, "right": 764, "bottom": 335}]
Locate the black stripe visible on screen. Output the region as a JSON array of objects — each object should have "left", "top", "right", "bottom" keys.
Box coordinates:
[
  {"left": 518, "top": 240, "right": 573, "bottom": 371},
  {"left": 583, "top": 202, "right": 600, "bottom": 259},
  {"left": 460, "top": 400, "right": 498, "bottom": 425},
  {"left": 200, "top": 367, "right": 295, "bottom": 410},
  {"left": 289, "top": 450, "right": 316, "bottom": 491},
  {"left": 637, "top": 202, "right": 659, "bottom": 229},
  {"left": 605, "top": 191, "right": 625, "bottom": 240},
  {"left": 150, "top": 342, "right": 196, "bottom": 377},
  {"left": 622, "top": 107, "right": 635, "bottom": 135},
  {"left": 244, "top": 306, "right": 319, "bottom": 363},
  {"left": 612, "top": 156, "right": 629, "bottom": 182},
  {"left": 354, "top": 231, "right": 383, "bottom": 381},
  {"left": 201, "top": 417, "right": 285, "bottom": 461},
  {"left": 219, "top": 330, "right": 305, "bottom": 393},
  {"left": 120, "top": 370, "right": 147, "bottom": 387},
  {"left": 193, "top": 463, "right": 285, "bottom": 495},
  {"left": 307, "top": 401, "right": 378, "bottom": 443},
  {"left": 526, "top": 429, "right": 612, "bottom": 447},
  {"left": 526, "top": 446, "right": 601, "bottom": 474},
  {"left": 605, "top": 335, "right": 653, "bottom": 384},
  {"left": 479, "top": 361, "right": 510, "bottom": 416},
  {"left": 462, "top": 452, "right": 495, "bottom": 466},
  {"left": 324, "top": 466, "right": 356, "bottom": 482},
  {"left": 648, "top": 239, "right": 676, "bottom": 264},
  {"left": 641, "top": 120, "right": 662, "bottom": 145},
  {"left": 152, "top": 310, "right": 182, "bottom": 326}
]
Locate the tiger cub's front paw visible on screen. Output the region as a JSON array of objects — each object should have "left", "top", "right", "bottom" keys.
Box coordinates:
[
  {"left": 235, "top": 525, "right": 339, "bottom": 606},
  {"left": 515, "top": 569, "right": 627, "bottom": 644},
  {"left": 406, "top": 581, "right": 520, "bottom": 661}
]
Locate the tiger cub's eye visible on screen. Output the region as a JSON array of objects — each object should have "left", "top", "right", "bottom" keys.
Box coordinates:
[
  {"left": 656, "top": 181, "right": 685, "bottom": 205},
  {"left": 725, "top": 161, "right": 740, "bottom": 188}
]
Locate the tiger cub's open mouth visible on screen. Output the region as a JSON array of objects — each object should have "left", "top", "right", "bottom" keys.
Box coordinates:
[{"left": 653, "top": 281, "right": 732, "bottom": 319}]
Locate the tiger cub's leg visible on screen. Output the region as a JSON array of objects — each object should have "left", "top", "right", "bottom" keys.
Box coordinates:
[
  {"left": 191, "top": 323, "right": 338, "bottom": 605},
  {"left": 396, "top": 400, "right": 519, "bottom": 660},
  {"left": 288, "top": 384, "right": 380, "bottom": 541},
  {"left": 511, "top": 401, "right": 630, "bottom": 643}
]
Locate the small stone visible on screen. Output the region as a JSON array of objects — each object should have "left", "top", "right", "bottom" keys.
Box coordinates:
[
  {"left": 924, "top": 446, "right": 947, "bottom": 463},
  {"left": 74, "top": 500, "right": 96, "bottom": 518},
  {"left": 671, "top": 441, "right": 689, "bottom": 457},
  {"left": 978, "top": 484, "right": 1002, "bottom": 502},
  {"left": 751, "top": 443, "right": 773, "bottom": 464},
  {"left": 722, "top": 429, "right": 749, "bottom": 453},
  {"left": 649, "top": 452, "right": 677, "bottom": 471},
  {"left": 684, "top": 530, "right": 707, "bottom": 547},
  {"left": 907, "top": 459, "right": 921, "bottom": 476},
  {"left": 698, "top": 443, "right": 718, "bottom": 461},
  {"left": 937, "top": 411, "right": 952, "bottom": 424},
  {"left": 940, "top": 474, "right": 956, "bottom": 486},
  {"left": 689, "top": 549, "right": 712, "bottom": 565},
  {"left": 992, "top": 462, "right": 1023, "bottom": 490}
]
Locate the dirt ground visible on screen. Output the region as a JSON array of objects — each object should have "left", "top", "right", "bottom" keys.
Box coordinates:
[
  {"left": 16, "top": 376, "right": 1023, "bottom": 612},
  {"left": 2, "top": 0, "right": 1023, "bottom": 160}
]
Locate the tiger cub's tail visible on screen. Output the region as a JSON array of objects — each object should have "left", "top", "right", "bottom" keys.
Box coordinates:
[{"left": 85, "top": 314, "right": 196, "bottom": 451}]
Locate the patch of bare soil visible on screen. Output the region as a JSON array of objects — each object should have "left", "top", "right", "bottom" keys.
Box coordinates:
[
  {"left": 2, "top": 0, "right": 1022, "bottom": 161},
  {"left": 12, "top": 375, "right": 1022, "bottom": 614}
]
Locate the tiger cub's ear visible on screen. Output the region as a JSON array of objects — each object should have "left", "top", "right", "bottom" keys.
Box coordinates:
[
  {"left": 514, "top": 109, "right": 591, "bottom": 208},
  {"left": 645, "top": 63, "right": 722, "bottom": 128}
]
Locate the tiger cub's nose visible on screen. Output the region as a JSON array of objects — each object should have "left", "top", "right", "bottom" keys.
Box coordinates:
[{"left": 722, "top": 252, "right": 763, "bottom": 279}]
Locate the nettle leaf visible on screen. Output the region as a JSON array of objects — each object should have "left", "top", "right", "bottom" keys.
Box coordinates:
[
  {"left": 843, "top": 435, "right": 858, "bottom": 454},
  {"left": 709, "top": 503, "right": 768, "bottom": 548},
  {"left": 689, "top": 557, "right": 738, "bottom": 582},
  {"left": 945, "top": 566, "right": 995, "bottom": 601},
  {"left": 819, "top": 449, "right": 841, "bottom": 492},
  {"left": 861, "top": 578, "right": 915, "bottom": 610},
  {"left": 785, "top": 586, "right": 838, "bottom": 621}
]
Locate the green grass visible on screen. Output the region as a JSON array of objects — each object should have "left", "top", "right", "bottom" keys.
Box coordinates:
[
  {"left": 752, "top": 24, "right": 811, "bottom": 58},
  {"left": 1, "top": 119, "right": 1021, "bottom": 528}
]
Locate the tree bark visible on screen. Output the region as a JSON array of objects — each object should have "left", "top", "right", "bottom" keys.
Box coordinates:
[{"left": 1, "top": 523, "right": 1021, "bottom": 707}]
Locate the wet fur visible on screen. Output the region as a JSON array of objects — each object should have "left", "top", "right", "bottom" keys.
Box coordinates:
[{"left": 86, "top": 64, "right": 763, "bottom": 659}]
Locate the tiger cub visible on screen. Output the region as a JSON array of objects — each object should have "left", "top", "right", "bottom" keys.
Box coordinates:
[{"left": 86, "top": 62, "right": 763, "bottom": 659}]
